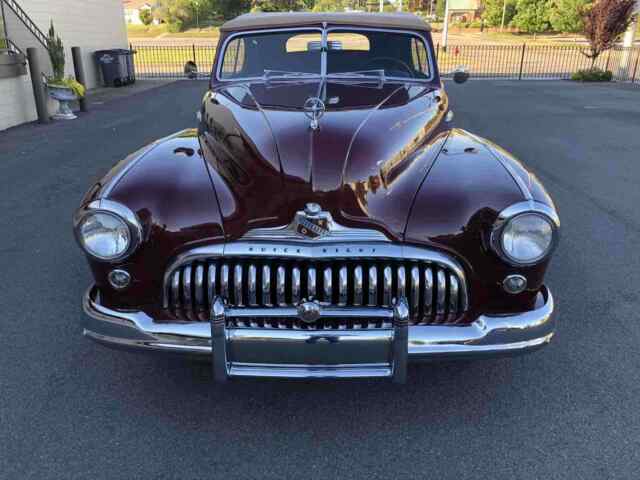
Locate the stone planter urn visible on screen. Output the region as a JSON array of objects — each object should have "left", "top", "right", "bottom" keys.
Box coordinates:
[{"left": 47, "top": 84, "right": 77, "bottom": 120}]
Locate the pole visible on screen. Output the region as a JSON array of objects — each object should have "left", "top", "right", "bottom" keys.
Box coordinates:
[
  {"left": 501, "top": 0, "right": 507, "bottom": 32},
  {"left": 398, "top": 0, "right": 403, "bottom": 11},
  {"left": 26, "top": 48, "right": 50, "bottom": 124},
  {"left": 618, "top": 8, "right": 638, "bottom": 79},
  {"left": 518, "top": 43, "right": 526, "bottom": 80},
  {"left": 442, "top": 0, "right": 450, "bottom": 51},
  {"left": 71, "top": 47, "right": 88, "bottom": 112},
  {"left": 380, "top": 0, "right": 384, "bottom": 12}
]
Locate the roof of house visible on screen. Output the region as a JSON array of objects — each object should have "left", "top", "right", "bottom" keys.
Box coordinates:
[
  {"left": 122, "top": 0, "right": 152, "bottom": 10},
  {"left": 220, "top": 12, "right": 431, "bottom": 33}
]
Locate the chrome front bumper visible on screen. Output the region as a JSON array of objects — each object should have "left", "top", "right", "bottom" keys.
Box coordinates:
[{"left": 82, "top": 285, "right": 555, "bottom": 382}]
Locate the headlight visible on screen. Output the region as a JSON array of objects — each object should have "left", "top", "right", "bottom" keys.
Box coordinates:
[
  {"left": 492, "top": 203, "right": 559, "bottom": 266},
  {"left": 74, "top": 200, "right": 142, "bottom": 262},
  {"left": 78, "top": 212, "right": 131, "bottom": 260},
  {"left": 501, "top": 213, "right": 553, "bottom": 263}
]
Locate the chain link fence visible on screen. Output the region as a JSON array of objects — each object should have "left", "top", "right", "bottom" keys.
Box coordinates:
[{"left": 130, "top": 43, "right": 640, "bottom": 83}]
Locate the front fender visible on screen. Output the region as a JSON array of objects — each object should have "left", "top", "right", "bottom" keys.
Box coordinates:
[
  {"left": 80, "top": 129, "right": 225, "bottom": 308},
  {"left": 405, "top": 129, "right": 556, "bottom": 315}
]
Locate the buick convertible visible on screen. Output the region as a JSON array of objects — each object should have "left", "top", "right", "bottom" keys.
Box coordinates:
[{"left": 75, "top": 12, "right": 559, "bottom": 383}]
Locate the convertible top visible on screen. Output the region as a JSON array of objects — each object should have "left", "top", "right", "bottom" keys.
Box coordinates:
[{"left": 220, "top": 12, "right": 431, "bottom": 33}]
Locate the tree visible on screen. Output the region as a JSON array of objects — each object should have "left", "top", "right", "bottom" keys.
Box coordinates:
[
  {"left": 206, "top": 0, "right": 252, "bottom": 19},
  {"left": 155, "top": 0, "right": 194, "bottom": 31},
  {"left": 252, "top": 0, "right": 306, "bottom": 11},
  {"left": 435, "top": 0, "right": 445, "bottom": 19},
  {"left": 482, "top": 0, "right": 517, "bottom": 27},
  {"left": 139, "top": 8, "right": 154, "bottom": 25},
  {"left": 511, "top": 0, "right": 551, "bottom": 33},
  {"left": 312, "top": 0, "right": 346, "bottom": 10},
  {"left": 548, "top": 0, "right": 589, "bottom": 32},
  {"left": 581, "top": 0, "right": 636, "bottom": 66}
]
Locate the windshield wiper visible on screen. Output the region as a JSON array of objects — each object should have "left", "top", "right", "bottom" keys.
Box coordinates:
[
  {"left": 263, "top": 70, "right": 320, "bottom": 82},
  {"left": 328, "top": 69, "right": 386, "bottom": 79}
]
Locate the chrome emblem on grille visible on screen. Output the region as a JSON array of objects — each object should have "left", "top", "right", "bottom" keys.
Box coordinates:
[
  {"left": 304, "top": 97, "right": 325, "bottom": 130},
  {"left": 295, "top": 203, "right": 331, "bottom": 239},
  {"left": 297, "top": 300, "right": 322, "bottom": 324}
]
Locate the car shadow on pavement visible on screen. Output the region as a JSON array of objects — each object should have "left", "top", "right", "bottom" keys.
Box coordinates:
[{"left": 112, "top": 352, "right": 523, "bottom": 428}]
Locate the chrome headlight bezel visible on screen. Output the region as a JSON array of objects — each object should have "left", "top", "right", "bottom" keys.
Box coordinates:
[
  {"left": 490, "top": 201, "right": 560, "bottom": 267},
  {"left": 73, "top": 199, "right": 142, "bottom": 262}
]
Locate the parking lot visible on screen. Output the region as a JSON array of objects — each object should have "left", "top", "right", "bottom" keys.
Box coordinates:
[{"left": 1, "top": 80, "right": 639, "bottom": 479}]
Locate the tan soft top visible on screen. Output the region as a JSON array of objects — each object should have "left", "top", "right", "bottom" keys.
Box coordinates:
[{"left": 220, "top": 12, "right": 431, "bottom": 33}]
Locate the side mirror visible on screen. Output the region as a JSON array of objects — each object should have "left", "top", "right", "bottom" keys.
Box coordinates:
[{"left": 452, "top": 66, "right": 469, "bottom": 84}]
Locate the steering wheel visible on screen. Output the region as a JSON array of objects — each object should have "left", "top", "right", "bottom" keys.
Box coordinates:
[{"left": 363, "top": 57, "right": 414, "bottom": 78}]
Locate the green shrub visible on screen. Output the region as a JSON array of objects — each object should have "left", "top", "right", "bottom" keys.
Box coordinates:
[{"left": 571, "top": 67, "right": 613, "bottom": 82}]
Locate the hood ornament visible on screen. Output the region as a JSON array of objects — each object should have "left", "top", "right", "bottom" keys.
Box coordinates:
[
  {"left": 304, "top": 97, "right": 325, "bottom": 130},
  {"left": 241, "top": 203, "right": 391, "bottom": 242},
  {"left": 294, "top": 203, "right": 330, "bottom": 239}
]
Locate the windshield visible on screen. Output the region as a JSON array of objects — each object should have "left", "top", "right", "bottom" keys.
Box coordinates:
[{"left": 218, "top": 28, "right": 432, "bottom": 81}]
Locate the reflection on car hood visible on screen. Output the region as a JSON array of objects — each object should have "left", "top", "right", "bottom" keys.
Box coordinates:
[{"left": 202, "top": 80, "right": 448, "bottom": 240}]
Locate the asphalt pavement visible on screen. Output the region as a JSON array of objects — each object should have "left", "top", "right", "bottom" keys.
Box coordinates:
[{"left": 1, "top": 80, "right": 639, "bottom": 479}]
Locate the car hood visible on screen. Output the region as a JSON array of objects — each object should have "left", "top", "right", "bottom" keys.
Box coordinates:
[{"left": 201, "top": 80, "right": 449, "bottom": 240}]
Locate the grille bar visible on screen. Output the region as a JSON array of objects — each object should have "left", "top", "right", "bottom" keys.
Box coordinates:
[{"left": 167, "top": 257, "right": 469, "bottom": 327}]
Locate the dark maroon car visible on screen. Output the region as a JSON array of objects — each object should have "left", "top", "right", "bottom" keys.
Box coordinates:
[{"left": 74, "top": 12, "right": 559, "bottom": 383}]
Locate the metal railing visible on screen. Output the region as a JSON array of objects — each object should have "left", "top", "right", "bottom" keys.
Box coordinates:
[
  {"left": 130, "top": 43, "right": 640, "bottom": 84},
  {"left": 1, "top": 37, "right": 23, "bottom": 54},
  {"left": 131, "top": 43, "right": 217, "bottom": 79},
  {"left": 436, "top": 44, "right": 640, "bottom": 82},
  {"left": 1, "top": 0, "right": 48, "bottom": 50}
]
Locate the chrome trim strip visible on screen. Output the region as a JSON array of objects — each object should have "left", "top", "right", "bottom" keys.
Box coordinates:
[
  {"left": 220, "top": 264, "right": 229, "bottom": 299},
  {"left": 248, "top": 264, "right": 257, "bottom": 306},
  {"left": 383, "top": 266, "right": 392, "bottom": 306},
  {"left": 423, "top": 268, "right": 433, "bottom": 318},
  {"left": 436, "top": 269, "right": 446, "bottom": 317},
  {"left": 234, "top": 264, "right": 243, "bottom": 306},
  {"left": 277, "top": 265, "right": 286, "bottom": 306},
  {"left": 368, "top": 265, "right": 377, "bottom": 305},
  {"left": 338, "top": 266, "right": 348, "bottom": 306},
  {"left": 307, "top": 267, "right": 316, "bottom": 299},
  {"left": 410, "top": 266, "right": 420, "bottom": 319},
  {"left": 210, "top": 296, "right": 228, "bottom": 382},
  {"left": 183, "top": 265, "right": 192, "bottom": 306},
  {"left": 392, "top": 297, "right": 409, "bottom": 384},
  {"left": 397, "top": 265, "right": 406, "bottom": 301},
  {"left": 171, "top": 270, "right": 180, "bottom": 307},
  {"left": 262, "top": 265, "right": 272, "bottom": 306},
  {"left": 195, "top": 264, "right": 204, "bottom": 306},
  {"left": 323, "top": 266, "right": 332, "bottom": 302},
  {"left": 449, "top": 273, "right": 459, "bottom": 319},
  {"left": 207, "top": 263, "right": 217, "bottom": 304},
  {"left": 226, "top": 305, "right": 394, "bottom": 320},
  {"left": 354, "top": 265, "right": 363, "bottom": 306},
  {"left": 292, "top": 266, "right": 301, "bottom": 303}
]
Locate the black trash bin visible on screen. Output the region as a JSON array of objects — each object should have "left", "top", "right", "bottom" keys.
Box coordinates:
[{"left": 95, "top": 49, "right": 129, "bottom": 87}]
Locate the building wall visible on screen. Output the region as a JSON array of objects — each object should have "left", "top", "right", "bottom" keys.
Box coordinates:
[
  {"left": 0, "top": 71, "right": 37, "bottom": 130},
  {"left": 0, "top": 0, "right": 128, "bottom": 130},
  {"left": 18, "top": 0, "right": 129, "bottom": 89}
]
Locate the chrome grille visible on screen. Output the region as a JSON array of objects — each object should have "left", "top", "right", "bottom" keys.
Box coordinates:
[{"left": 166, "top": 255, "right": 468, "bottom": 327}]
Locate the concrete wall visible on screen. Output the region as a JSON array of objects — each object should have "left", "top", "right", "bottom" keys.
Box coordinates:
[
  {"left": 1, "top": 0, "right": 128, "bottom": 130},
  {"left": 0, "top": 70, "right": 37, "bottom": 130},
  {"left": 17, "top": 0, "right": 129, "bottom": 89}
]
